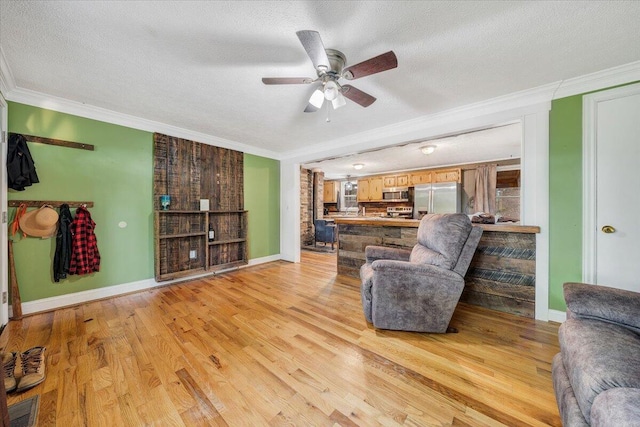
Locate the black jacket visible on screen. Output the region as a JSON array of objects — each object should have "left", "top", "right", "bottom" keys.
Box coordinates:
[
  {"left": 54, "top": 204, "right": 73, "bottom": 282},
  {"left": 7, "top": 133, "right": 39, "bottom": 191}
]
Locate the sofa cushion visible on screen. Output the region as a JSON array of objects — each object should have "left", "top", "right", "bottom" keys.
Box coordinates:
[
  {"left": 559, "top": 318, "right": 640, "bottom": 424},
  {"left": 591, "top": 388, "right": 640, "bottom": 427},
  {"left": 552, "top": 353, "right": 589, "bottom": 427},
  {"left": 359, "top": 263, "right": 374, "bottom": 323}
]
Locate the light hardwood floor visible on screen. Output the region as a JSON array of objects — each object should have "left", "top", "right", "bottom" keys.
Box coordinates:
[{"left": 1, "top": 251, "right": 561, "bottom": 426}]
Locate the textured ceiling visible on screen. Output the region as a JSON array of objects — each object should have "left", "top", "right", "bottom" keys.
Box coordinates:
[{"left": 1, "top": 1, "right": 639, "bottom": 158}]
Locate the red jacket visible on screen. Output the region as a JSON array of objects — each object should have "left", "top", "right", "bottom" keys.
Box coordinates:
[{"left": 69, "top": 206, "right": 100, "bottom": 275}]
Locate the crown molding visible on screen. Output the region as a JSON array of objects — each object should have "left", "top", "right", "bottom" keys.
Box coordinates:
[
  {"left": 0, "top": 47, "right": 16, "bottom": 98},
  {"left": 3, "top": 85, "right": 281, "bottom": 160},
  {"left": 553, "top": 60, "right": 640, "bottom": 100}
]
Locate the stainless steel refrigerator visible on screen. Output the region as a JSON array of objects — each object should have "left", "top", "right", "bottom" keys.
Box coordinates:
[{"left": 413, "top": 182, "right": 461, "bottom": 218}]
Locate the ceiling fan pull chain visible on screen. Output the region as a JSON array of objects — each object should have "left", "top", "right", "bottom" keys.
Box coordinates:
[{"left": 326, "top": 102, "right": 331, "bottom": 123}]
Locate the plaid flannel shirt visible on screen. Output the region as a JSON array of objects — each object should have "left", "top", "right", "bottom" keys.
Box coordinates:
[{"left": 69, "top": 206, "right": 100, "bottom": 275}]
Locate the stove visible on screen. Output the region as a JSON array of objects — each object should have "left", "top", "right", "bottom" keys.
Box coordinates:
[{"left": 387, "top": 206, "right": 413, "bottom": 218}]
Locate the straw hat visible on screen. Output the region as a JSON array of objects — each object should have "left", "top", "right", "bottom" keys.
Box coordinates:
[{"left": 19, "top": 206, "right": 58, "bottom": 238}]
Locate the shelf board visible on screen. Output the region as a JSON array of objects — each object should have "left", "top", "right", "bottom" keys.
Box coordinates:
[
  {"left": 157, "top": 210, "right": 205, "bottom": 214},
  {"left": 156, "top": 267, "right": 207, "bottom": 282},
  {"left": 156, "top": 210, "right": 247, "bottom": 214},
  {"left": 159, "top": 232, "right": 206, "bottom": 239},
  {"left": 208, "top": 238, "right": 246, "bottom": 246},
  {"left": 208, "top": 260, "right": 248, "bottom": 272}
]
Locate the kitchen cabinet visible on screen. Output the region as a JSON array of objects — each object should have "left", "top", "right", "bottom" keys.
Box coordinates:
[
  {"left": 434, "top": 168, "right": 461, "bottom": 183},
  {"left": 383, "top": 174, "right": 409, "bottom": 188},
  {"left": 323, "top": 180, "right": 337, "bottom": 203},
  {"left": 410, "top": 171, "right": 431, "bottom": 186},
  {"left": 396, "top": 174, "right": 409, "bottom": 186},
  {"left": 383, "top": 176, "right": 395, "bottom": 187},
  {"left": 357, "top": 177, "right": 383, "bottom": 202}
]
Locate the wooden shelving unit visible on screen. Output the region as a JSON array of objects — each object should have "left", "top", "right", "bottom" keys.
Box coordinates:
[
  {"left": 154, "top": 210, "right": 248, "bottom": 281},
  {"left": 153, "top": 133, "right": 248, "bottom": 282}
]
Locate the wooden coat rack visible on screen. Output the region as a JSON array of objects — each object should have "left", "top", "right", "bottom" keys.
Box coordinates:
[
  {"left": 9, "top": 132, "right": 94, "bottom": 151},
  {"left": 8, "top": 201, "right": 94, "bottom": 208}
]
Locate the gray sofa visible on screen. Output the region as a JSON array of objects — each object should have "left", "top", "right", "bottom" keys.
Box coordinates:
[
  {"left": 552, "top": 282, "right": 640, "bottom": 426},
  {"left": 359, "top": 213, "right": 482, "bottom": 333}
]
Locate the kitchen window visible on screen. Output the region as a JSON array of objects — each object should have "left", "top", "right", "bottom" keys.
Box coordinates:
[{"left": 340, "top": 180, "right": 358, "bottom": 212}]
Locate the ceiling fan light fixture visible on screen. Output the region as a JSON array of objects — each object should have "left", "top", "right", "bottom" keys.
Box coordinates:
[
  {"left": 353, "top": 163, "right": 364, "bottom": 170},
  {"left": 323, "top": 80, "right": 340, "bottom": 101},
  {"left": 309, "top": 89, "right": 325, "bottom": 109},
  {"left": 332, "top": 91, "right": 347, "bottom": 109},
  {"left": 420, "top": 145, "right": 436, "bottom": 155}
]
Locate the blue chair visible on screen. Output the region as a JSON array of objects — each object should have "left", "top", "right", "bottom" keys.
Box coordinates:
[{"left": 314, "top": 220, "right": 336, "bottom": 249}]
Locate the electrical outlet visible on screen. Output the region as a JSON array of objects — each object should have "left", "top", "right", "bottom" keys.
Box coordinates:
[
  {"left": 2, "top": 292, "right": 7, "bottom": 304},
  {"left": 189, "top": 250, "right": 197, "bottom": 259}
]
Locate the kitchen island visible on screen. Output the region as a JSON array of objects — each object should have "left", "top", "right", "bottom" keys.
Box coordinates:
[{"left": 334, "top": 217, "right": 540, "bottom": 318}]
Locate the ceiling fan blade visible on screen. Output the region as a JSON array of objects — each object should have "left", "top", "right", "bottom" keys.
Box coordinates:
[
  {"left": 342, "top": 51, "right": 398, "bottom": 80},
  {"left": 304, "top": 104, "right": 319, "bottom": 113},
  {"left": 296, "top": 30, "right": 330, "bottom": 71},
  {"left": 342, "top": 85, "right": 376, "bottom": 107},
  {"left": 262, "top": 77, "right": 314, "bottom": 85}
]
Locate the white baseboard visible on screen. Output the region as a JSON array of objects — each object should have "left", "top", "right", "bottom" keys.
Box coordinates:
[
  {"left": 19, "top": 277, "right": 158, "bottom": 316},
  {"left": 247, "top": 254, "right": 282, "bottom": 266},
  {"left": 548, "top": 309, "right": 567, "bottom": 323},
  {"left": 15, "top": 254, "right": 282, "bottom": 316}
]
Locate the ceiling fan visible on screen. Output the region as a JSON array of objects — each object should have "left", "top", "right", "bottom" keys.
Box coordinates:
[{"left": 262, "top": 30, "right": 397, "bottom": 113}]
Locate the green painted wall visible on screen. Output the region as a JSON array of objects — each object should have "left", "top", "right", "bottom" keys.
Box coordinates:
[
  {"left": 548, "top": 95, "right": 583, "bottom": 310},
  {"left": 548, "top": 81, "right": 639, "bottom": 311},
  {"left": 8, "top": 103, "right": 282, "bottom": 303},
  {"left": 8, "top": 102, "right": 154, "bottom": 302},
  {"left": 244, "top": 154, "right": 280, "bottom": 258}
]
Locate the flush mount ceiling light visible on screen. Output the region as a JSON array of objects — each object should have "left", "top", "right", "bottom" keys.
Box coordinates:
[
  {"left": 420, "top": 145, "right": 436, "bottom": 155},
  {"left": 353, "top": 163, "right": 364, "bottom": 170}
]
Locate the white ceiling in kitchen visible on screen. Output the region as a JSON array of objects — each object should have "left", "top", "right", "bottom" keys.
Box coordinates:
[{"left": 303, "top": 122, "right": 522, "bottom": 180}]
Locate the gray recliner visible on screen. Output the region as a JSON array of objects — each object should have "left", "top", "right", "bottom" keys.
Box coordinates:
[{"left": 360, "top": 213, "right": 483, "bottom": 333}]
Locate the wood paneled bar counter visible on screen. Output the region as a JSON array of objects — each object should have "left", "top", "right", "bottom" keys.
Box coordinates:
[{"left": 334, "top": 217, "right": 541, "bottom": 318}]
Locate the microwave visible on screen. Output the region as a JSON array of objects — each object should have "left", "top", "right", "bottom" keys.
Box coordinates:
[{"left": 382, "top": 187, "right": 409, "bottom": 201}]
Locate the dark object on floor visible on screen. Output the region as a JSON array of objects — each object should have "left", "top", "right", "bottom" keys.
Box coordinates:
[
  {"left": 360, "top": 213, "right": 482, "bottom": 333},
  {"left": 314, "top": 220, "right": 336, "bottom": 249},
  {"left": 8, "top": 395, "right": 39, "bottom": 427},
  {"left": 552, "top": 282, "right": 640, "bottom": 427},
  {"left": 16, "top": 347, "right": 46, "bottom": 393}
]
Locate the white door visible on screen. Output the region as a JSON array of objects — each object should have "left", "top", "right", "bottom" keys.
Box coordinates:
[
  {"left": 584, "top": 83, "right": 640, "bottom": 292},
  {"left": 0, "top": 95, "right": 8, "bottom": 325}
]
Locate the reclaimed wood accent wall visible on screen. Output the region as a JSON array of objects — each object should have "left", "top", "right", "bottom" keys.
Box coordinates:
[
  {"left": 153, "top": 133, "right": 244, "bottom": 211},
  {"left": 153, "top": 133, "right": 245, "bottom": 280},
  {"left": 463, "top": 232, "right": 535, "bottom": 318},
  {"left": 337, "top": 224, "right": 536, "bottom": 318},
  {"left": 337, "top": 224, "right": 418, "bottom": 277}
]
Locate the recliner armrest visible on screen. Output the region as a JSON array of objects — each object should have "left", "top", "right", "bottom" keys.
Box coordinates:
[
  {"left": 365, "top": 246, "right": 411, "bottom": 263},
  {"left": 371, "top": 259, "right": 462, "bottom": 281},
  {"left": 564, "top": 282, "right": 640, "bottom": 332}
]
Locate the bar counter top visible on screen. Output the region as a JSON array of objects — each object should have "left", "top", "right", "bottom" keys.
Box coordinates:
[{"left": 333, "top": 216, "right": 540, "bottom": 234}]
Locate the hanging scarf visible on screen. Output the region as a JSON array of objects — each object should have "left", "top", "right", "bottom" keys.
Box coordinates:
[{"left": 10, "top": 203, "right": 27, "bottom": 237}]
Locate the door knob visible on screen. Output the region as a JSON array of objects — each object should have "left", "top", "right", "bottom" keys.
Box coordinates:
[{"left": 601, "top": 225, "right": 616, "bottom": 234}]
